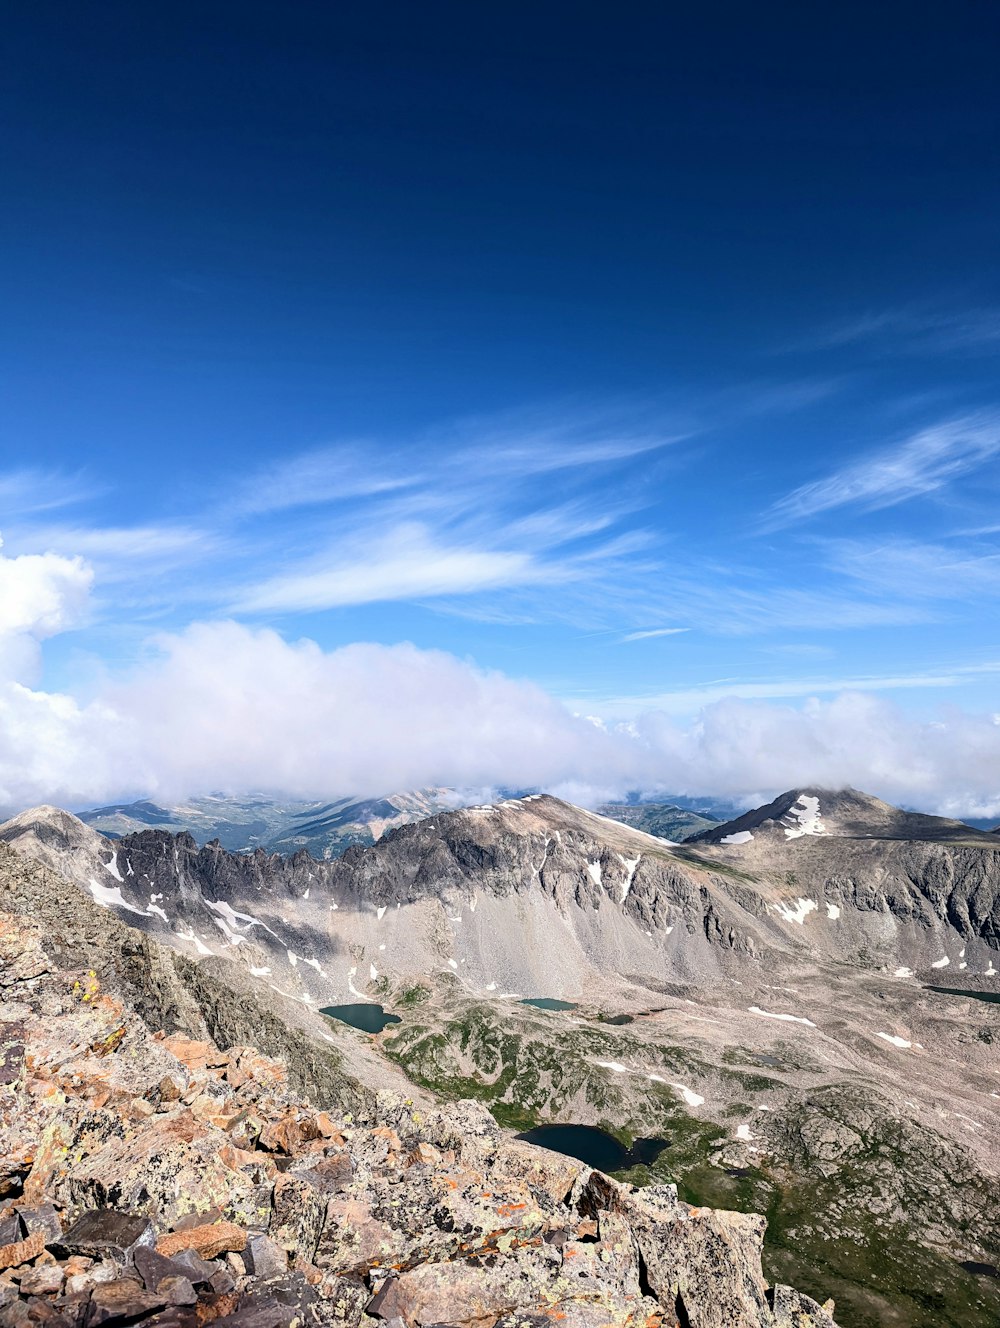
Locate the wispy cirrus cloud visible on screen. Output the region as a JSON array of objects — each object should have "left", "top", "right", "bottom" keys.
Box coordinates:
[
  {"left": 0, "top": 467, "right": 103, "bottom": 515},
  {"left": 230, "top": 445, "right": 419, "bottom": 516},
  {"left": 824, "top": 535, "right": 1000, "bottom": 601},
  {"left": 818, "top": 304, "right": 1000, "bottom": 354},
  {"left": 763, "top": 414, "right": 1000, "bottom": 529},
  {"left": 232, "top": 524, "right": 550, "bottom": 613},
  {"left": 11, "top": 524, "right": 216, "bottom": 577},
  {"left": 620, "top": 627, "right": 689, "bottom": 642}
]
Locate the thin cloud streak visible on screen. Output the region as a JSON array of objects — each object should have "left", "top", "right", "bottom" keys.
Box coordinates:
[
  {"left": 763, "top": 414, "right": 1000, "bottom": 528},
  {"left": 817, "top": 304, "right": 1000, "bottom": 354},
  {"left": 620, "top": 628, "right": 689, "bottom": 642},
  {"left": 229, "top": 445, "right": 420, "bottom": 517},
  {"left": 592, "top": 668, "right": 986, "bottom": 717}
]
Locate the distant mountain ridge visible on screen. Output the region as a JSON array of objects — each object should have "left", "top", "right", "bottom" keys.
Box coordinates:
[
  {"left": 76, "top": 789, "right": 738, "bottom": 857},
  {"left": 77, "top": 788, "right": 467, "bottom": 857},
  {"left": 596, "top": 801, "right": 721, "bottom": 842}
]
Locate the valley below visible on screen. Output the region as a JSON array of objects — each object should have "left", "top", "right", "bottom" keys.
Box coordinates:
[{"left": 3, "top": 786, "right": 1000, "bottom": 1327}]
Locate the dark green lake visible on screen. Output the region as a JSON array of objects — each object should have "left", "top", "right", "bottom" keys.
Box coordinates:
[
  {"left": 925, "top": 986, "right": 1000, "bottom": 1006},
  {"left": 520, "top": 997, "right": 578, "bottom": 1011},
  {"left": 516, "top": 1123, "right": 668, "bottom": 1172},
  {"left": 321, "top": 1003, "right": 402, "bottom": 1033}
]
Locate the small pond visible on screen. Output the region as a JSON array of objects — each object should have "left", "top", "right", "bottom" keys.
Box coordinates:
[
  {"left": 959, "top": 1260, "right": 1000, "bottom": 1280},
  {"left": 520, "top": 997, "right": 578, "bottom": 1011},
  {"left": 321, "top": 1003, "right": 402, "bottom": 1033},
  {"left": 925, "top": 986, "right": 1000, "bottom": 1006},
  {"left": 516, "top": 1123, "right": 668, "bottom": 1172},
  {"left": 597, "top": 1013, "right": 634, "bottom": 1026}
]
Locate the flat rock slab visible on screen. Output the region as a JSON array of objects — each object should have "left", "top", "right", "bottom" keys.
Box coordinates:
[
  {"left": 87, "top": 1279, "right": 168, "bottom": 1324},
  {"left": 57, "top": 1209, "right": 154, "bottom": 1263},
  {"left": 156, "top": 1220, "right": 247, "bottom": 1260}
]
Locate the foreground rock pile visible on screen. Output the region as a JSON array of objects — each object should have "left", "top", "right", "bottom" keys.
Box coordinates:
[{"left": 0, "top": 907, "right": 838, "bottom": 1327}]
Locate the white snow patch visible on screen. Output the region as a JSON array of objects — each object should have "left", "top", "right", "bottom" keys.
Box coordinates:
[
  {"left": 469, "top": 896, "right": 478, "bottom": 913},
  {"left": 376, "top": 905, "right": 388, "bottom": 920},
  {"left": 671, "top": 1082, "right": 705, "bottom": 1107},
  {"left": 205, "top": 900, "right": 275, "bottom": 937},
  {"left": 486, "top": 982, "right": 497, "bottom": 991},
  {"left": 104, "top": 852, "right": 123, "bottom": 882},
  {"left": 826, "top": 903, "right": 841, "bottom": 920},
  {"left": 87, "top": 877, "right": 148, "bottom": 917},
  {"left": 448, "top": 914, "right": 462, "bottom": 923},
  {"left": 249, "top": 966, "right": 271, "bottom": 977},
  {"left": 147, "top": 896, "right": 169, "bottom": 922},
  {"left": 597, "top": 1060, "right": 628, "bottom": 1074},
  {"left": 212, "top": 915, "right": 246, "bottom": 946},
  {"left": 748, "top": 1006, "right": 816, "bottom": 1028},
  {"left": 125, "top": 858, "right": 134, "bottom": 877},
  {"left": 586, "top": 860, "right": 602, "bottom": 887},
  {"left": 617, "top": 854, "right": 641, "bottom": 903},
  {"left": 931, "top": 956, "right": 950, "bottom": 969},
  {"left": 176, "top": 925, "right": 212, "bottom": 956},
  {"left": 347, "top": 966, "right": 364, "bottom": 997},
  {"left": 287, "top": 950, "right": 298, "bottom": 966},
  {"left": 894, "top": 967, "right": 914, "bottom": 978},
  {"left": 648, "top": 1074, "right": 667, "bottom": 1083},
  {"left": 736, "top": 1123, "right": 753, "bottom": 1142},
  {"left": 783, "top": 794, "right": 826, "bottom": 838},
  {"left": 773, "top": 898, "right": 818, "bottom": 926},
  {"left": 876, "top": 1032, "right": 912, "bottom": 1049},
  {"left": 448, "top": 958, "right": 458, "bottom": 969},
  {"left": 370, "top": 963, "right": 378, "bottom": 981},
  {"left": 985, "top": 961, "right": 997, "bottom": 977},
  {"left": 721, "top": 830, "right": 754, "bottom": 845},
  {"left": 303, "top": 888, "right": 310, "bottom": 900}
]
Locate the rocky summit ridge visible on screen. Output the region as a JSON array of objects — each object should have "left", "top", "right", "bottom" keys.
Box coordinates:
[{"left": 0, "top": 840, "right": 839, "bottom": 1328}]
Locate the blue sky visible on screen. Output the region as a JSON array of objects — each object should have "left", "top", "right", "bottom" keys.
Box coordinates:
[{"left": 3, "top": 3, "right": 1000, "bottom": 813}]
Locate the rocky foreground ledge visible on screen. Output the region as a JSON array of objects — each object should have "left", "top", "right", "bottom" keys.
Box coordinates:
[{"left": 0, "top": 906, "right": 838, "bottom": 1328}]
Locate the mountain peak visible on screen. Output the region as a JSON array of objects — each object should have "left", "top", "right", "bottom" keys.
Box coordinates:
[{"left": 690, "top": 786, "right": 990, "bottom": 845}]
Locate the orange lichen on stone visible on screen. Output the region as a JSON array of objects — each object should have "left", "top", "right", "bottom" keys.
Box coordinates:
[
  {"left": 0, "top": 1231, "right": 45, "bottom": 1271},
  {"left": 156, "top": 1220, "right": 248, "bottom": 1259}
]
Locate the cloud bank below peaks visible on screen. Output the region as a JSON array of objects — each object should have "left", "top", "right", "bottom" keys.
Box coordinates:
[{"left": 2, "top": 615, "right": 1000, "bottom": 818}]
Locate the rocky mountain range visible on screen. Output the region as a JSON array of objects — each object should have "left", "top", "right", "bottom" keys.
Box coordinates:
[
  {"left": 73, "top": 792, "right": 726, "bottom": 860},
  {"left": 2, "top": 786, "right": 999, "bottom": 1327}
]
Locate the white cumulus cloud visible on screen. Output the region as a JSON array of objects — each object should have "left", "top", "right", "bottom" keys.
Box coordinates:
[{"left": 1, "top": 612, "right": 1000, "bottom": 820}]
